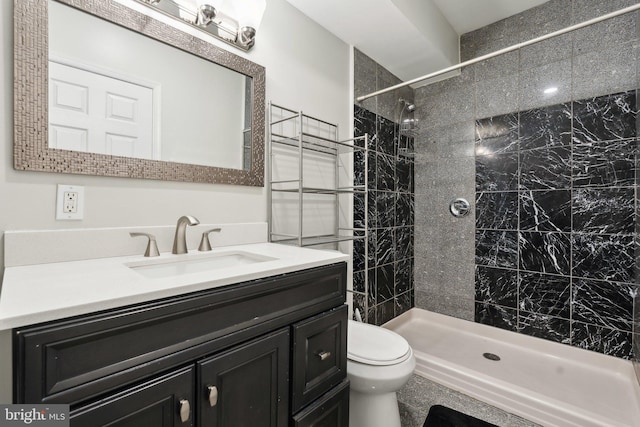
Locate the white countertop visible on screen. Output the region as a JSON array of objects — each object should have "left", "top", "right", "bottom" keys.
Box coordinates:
[{"left": 0, "top": 243, "right": 349, "bottom": 330}]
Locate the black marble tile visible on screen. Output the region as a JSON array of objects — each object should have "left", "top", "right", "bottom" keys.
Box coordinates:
[
  {"left": 367, "top": 191, "right": 377, "bottom": 229},
  {"left": 573, "top": 91, "right": 637, "bottom": 143},
  {"left": 475, "top": 113, "right": 519, "bottom": 155},
  {"left": 377, "top": 115, "right": 397, "bottom": 155},
  {"left": 572, "top": 279, "right": 636, "bottom": 331},
  {"left": 376, "top": 153, "right": 396, "bottom": 191},
  {"left": 396, "top": 157, "right": 414, "bottom": 193},
  {"left": 367, "top": 229, "right": 376, "bottom": 265},
  {"left": 376, "top": 228, "right": 394, "bottom": 266},
  {"left": 518, "top": 312, "right": 571, "bottom": 344},
  {"left": 572, "top": 139, "right": 637, "bottom": 188},
  {"left": 395, "top": 193, "right": 414, "bottom": 227},
  {"left": 353, "top": 238, "right": 365, "bottom": 272},
  {"left": 476, "top": 153, "right": 519, "bottom": 191},
  {"left": 354, "top": 150, "right": 366, "bottom": 188},
  {"left": 518, "top": 271, "right": 570, "bottom": 318},
  {"left": 376, "top": 264, "right": 395, "bottom": 303},
  {"left": 572, "top": 234, "right": 635, "bottom": 283},
  {"left": 474, "top": 266, "right": 517, "bottom": 308},
  {"left": 367, "top": 151, "right": 377, "bottom": 190},
  {"left": 573, "top": 188, "right": 635, "bottom": 234},
  {"left": 354, "top": 105, "right": 377, "bottom": 151},
  {"left": 394, "top": 291, "right": 413, "bottom": 317},
  {"left": 519, "top": 232, "right": 570, "bottom": 275},
  {"left": 398, "top": 135, "right": 415, "bottom": 157},
  {"left": 571, "top": 322, "right": 633, "bottom": 359},
  {"left": 475, "top": 191, "right": 518, "bottom": 230},
  {"left": 395, "top": 258, "right": 413, "bottom": 295},
  {"left": 376, "top": 299, "right": 396, "bottom": 326},
  {"left": 475, "top": 302, "right": 518, "bottom": 332},
  {"left": 394, "top": 226, "right": 413, "bottom": 262},
  {"left": 367, "top": 267, "right": 376, "bottom": 308},
  {"left": 353, "top": 270, "right": 366, "bottom": 293},
  {"left": 475, "top": 230, "right": 519, "bottom": 268},
  {"left": 377, "top": 191, "right": 396, "bottom": 228},
  {"left": 519, "top": 103, "right": 572, "bottom": 150},
  {"left": 352, "top": 292, "right": 367, "bottom": 321},
  {"left": 354, "top": 192, "right": 365, "bottom": 230},
  {"left": 519, "top": 146, "right": 571, "bottom": 190},
  {"left": 520, "top": 190, "right": 571, "bottom": 232}
]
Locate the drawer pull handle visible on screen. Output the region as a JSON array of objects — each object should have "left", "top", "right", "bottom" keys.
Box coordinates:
[
  {"left": 208, "top": 385, "right": 219, "bottom": 407},
  {"left": 179, "top": 399, "right": 191, "bottom": 423},
  {"left": 317, "top": 351, "right": 332, "bottom": 361}
]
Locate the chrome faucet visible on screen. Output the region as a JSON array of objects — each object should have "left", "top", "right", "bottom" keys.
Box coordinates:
[{"left": 172, "top": 215, "right": 200, "bottom": 254}]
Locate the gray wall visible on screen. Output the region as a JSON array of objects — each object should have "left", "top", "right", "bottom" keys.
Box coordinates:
[{"left": 414, "top": 0, "right": 640, "bottom": 360}]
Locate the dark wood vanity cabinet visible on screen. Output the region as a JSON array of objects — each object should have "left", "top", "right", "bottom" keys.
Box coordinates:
[{"left": 13, "top": 263, "right": 348, "bottom": 427}]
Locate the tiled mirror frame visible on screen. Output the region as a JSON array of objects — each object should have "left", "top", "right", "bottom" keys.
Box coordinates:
[{"left": 14, "top": 0, "right": 266, "bottom": 186}]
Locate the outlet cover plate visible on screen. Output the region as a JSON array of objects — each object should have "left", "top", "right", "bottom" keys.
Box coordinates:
[{"left": 56, "top": 184, "right": 84, "bottom": 220}]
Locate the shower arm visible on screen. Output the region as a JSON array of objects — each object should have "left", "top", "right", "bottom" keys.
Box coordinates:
[{"left": 356, "top": 3, "right": 640, "bottom": 102}]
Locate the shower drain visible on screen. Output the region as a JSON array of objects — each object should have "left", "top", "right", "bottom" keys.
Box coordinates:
[{"left": 483, "top": 352, "right": 501, "bottom": 361}]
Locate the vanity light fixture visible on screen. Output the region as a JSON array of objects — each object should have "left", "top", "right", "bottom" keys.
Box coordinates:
[{"left": 137, "top": 0, "right": 266, "bottom": 51}]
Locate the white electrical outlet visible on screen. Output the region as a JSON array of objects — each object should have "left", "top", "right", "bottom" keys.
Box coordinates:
[{"left": 56, "top": 185, "right": 84, "bottom": 220}]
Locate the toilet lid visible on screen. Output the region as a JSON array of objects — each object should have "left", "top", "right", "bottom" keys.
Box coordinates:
[{"left": 347, "top": 321, "right": 411, "bottom": 366}]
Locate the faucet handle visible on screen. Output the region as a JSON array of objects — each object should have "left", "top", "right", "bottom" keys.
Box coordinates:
[
  {"left": 130, "top": 232, "right": 161, "bottom": 257},
  {"left": 198, "top": 228, "right": 221, "bottom": 252}
]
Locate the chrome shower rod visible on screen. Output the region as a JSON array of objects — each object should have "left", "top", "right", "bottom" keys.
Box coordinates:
[{"left": 356, "top": 2, "right": 640, "bottom": 102}]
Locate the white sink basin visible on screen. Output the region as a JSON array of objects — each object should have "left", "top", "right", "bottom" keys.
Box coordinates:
[{"left": 127, "top": 251, "right": 277, "bottom": 279}]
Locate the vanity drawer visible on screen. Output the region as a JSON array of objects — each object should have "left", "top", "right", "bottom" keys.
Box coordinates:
[
  {"left": 291, "top": 379, "right": 349, "bottom": 427},
  {"left": 70, "top": 366, "right": 195, "bottom": 426},
  {"left": 291, "top": 305, "right": 347, "bottom": 413},
  {"left": 15, "top": 263, "right": 346, "bottom": 405}
]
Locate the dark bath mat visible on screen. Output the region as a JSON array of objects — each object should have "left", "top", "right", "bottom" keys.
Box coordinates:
[{"left": 423, "top": 405, "right": 499, "bottom": 427}]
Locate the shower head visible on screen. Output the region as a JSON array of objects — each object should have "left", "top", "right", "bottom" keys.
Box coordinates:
[{"left": 398, "top": 97, "right": 416, "bottom": 112}]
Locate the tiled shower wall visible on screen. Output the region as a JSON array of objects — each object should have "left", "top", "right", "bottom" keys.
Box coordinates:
[
  {"left": 414, "top": 0, "right": 640, "bottom": 360},
  {"left": 476, "top": 91, "right": 637, "bottom": 359},
  {"left": 353, "top": 49, "right": 415, "bottom": 325}
]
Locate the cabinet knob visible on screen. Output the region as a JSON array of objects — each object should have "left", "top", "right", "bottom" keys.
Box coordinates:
[
  {"left": 317, "top": 351, "right": 332, "bottom": 361},
  {"left": 179, "top": 399, "right": 191, "bottom": 423},
  {"left": 208, "top": 385, "right": 219, "bottom": 407}
]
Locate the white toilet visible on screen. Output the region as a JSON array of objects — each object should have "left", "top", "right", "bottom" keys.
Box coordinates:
[{"left": 347, "top": 319, "right": 416, "bottom": 427}]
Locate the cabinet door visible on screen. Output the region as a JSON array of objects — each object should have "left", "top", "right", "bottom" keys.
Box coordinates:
[
  {"left": 198, "top": 329, "right": 289, "bottom": 427},
  {"left": 292, "top": 380, "right": 349, "bottom": 427},
  {"left": 70, "top": 366, "right": 194, "bottom": 427},
  {"left": 291, "top": 305, "right": 347, "bottom": 412}
]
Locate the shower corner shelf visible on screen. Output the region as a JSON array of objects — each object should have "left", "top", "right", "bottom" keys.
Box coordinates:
[{"left": 267, "top": 102, "right": 368, "bottom": 248}]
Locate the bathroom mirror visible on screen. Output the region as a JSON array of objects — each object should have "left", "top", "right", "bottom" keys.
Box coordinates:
[{"left": 14, "top": 0, "right": 265, "bottom": 186}]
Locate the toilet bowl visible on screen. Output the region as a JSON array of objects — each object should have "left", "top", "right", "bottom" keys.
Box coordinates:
[{"left": 347, "top": 319, "right": 416, "bottom": 427}]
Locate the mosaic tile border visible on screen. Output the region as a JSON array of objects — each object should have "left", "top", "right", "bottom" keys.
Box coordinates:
[{"left": 14, "top": 0, "right": 265, "bottom": 186}]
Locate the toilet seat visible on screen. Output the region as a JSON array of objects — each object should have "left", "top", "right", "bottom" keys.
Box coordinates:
[{"left": 348, "top": 321, "right": 411, "bottom": 366}]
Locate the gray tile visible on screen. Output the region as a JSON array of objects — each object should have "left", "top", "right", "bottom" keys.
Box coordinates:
[
  {"left": 519, "top": 33, "right": 573, "bottom": 70},
  {"left": 416, "top": 120, "right": 475, "bottom": 160},
  {"left": 572, "top": 0, "right": 640, "bottom": 22},
  {"left": 573, "top": 12, "right": 639, "bottom": 56},
  {"left": 461, "top": 17, "right": 521, "bottom": 60},
  {"left": 397, "top": 374, "right": 541, "bottom": 427},
  {"left": 476, "top": 74, "right": 519, "bottom": 118},
  {"left": 415, "top": 288, "right": 475, "bottom": 321},
  {"left": 422, "top": 87, "right": 476, "bottom": 130},
  {"left": 518, "top": 59, "right": 572, "bottom": 110},
  {"left": 376, "top": 65, "right": 403, "bottom": 122},
  {"left": 572, "top": 41, "right": 638, "bottom": 100},
  {"left": 354, "top": 48, "right": 377, "bottom": 113},
  {"left": 471, "top": 51, "right": 519, "bottom": 82},
  {"left": 415, "top": 67, "right": 474, "bottom": 98},
  {"left": 518, "top": 0, "right": 572, "bottom": 41}
]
